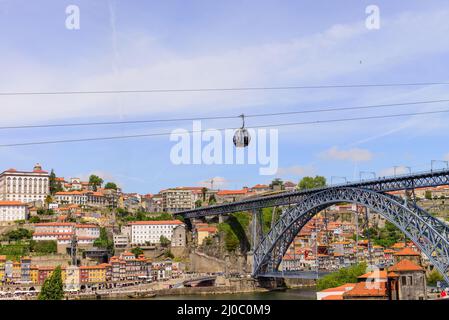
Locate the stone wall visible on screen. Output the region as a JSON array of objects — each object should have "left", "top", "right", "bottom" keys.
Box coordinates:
[{"left": 188, "top": 251, "right": 226, "bottom": 273}]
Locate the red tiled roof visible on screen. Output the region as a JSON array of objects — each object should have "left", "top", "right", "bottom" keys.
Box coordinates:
[
  {"left": 129, "top": 220, "right": 183, "bottom": 225},
  {"left": 320, "top": 283, "right": 356, "bottom": 293},
  {"left": 35, "top": 222, "right": 75, "bottom": 226},
  {"left": 389, "top": 259, "right": 423, "bottom": 272},
  {"left": 394, "top": 247, "right": 420, "bottom": 256},
  {"left": 217, "top": 189, "right": 249, "bottom": 195},
  {"left": 0, "top": 201, "right": 26, "bottom": 206},
  {"left": 344, "top": 282, "right": 387, "bottom": 298},
  {"left": 322, "top": 295, "right": 344, "bottom": 300}
]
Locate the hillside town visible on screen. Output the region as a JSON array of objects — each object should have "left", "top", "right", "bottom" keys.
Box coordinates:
[{"left": 0, "top": 164, "right": 448, "bottom": 300}]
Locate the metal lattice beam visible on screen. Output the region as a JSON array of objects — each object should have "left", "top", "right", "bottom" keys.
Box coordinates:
[
  {"left": 179, "top": 169, "right": 449, "bottom": 218},
  {"left": 253, "top": 187, "right": 449, "bottom": 284}
]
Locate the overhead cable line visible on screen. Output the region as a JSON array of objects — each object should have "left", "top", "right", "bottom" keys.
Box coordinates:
[
  {"left": 1, "top": 98, "right": 448, "bottom": 130},
  {"left": 1, "top": 81, "right": 449, "bottom": 96},
  {"left": 0, "top": 108, "right": 448, "bottom": 147}
]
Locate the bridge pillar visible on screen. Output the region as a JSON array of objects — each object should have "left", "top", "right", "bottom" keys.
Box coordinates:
[{"left": 251, "top": 208, "right": 264, "bottom": 250}]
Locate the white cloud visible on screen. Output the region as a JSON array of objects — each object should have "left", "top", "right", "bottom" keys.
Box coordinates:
[
  {"left": 198, "top": 176, "right": 229, "bottom": 189},
  {"left": 379, "top": 165, "right": 410, "bottom": 177},
  {"left": 3, "top": 6, "right": 449, "bottom": 128},
  {"left": 444, "top": 153, "right": 449, "bottom": 161},
  {"left": 275, "top": 165, "right": 315, "bottom": 177},
  {"left": 320, "top": 146, "right": 373, "bottom": 162}
]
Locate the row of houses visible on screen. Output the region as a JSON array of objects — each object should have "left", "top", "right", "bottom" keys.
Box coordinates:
[
  {"left": 32, "top": 222, "right": 101, "bottom": 246},
  {"left": 0, "top": 252, "right": 180, "bottom": 289},
  {"left": 317, "top": 248, "right": 428, "bottom": 300}
]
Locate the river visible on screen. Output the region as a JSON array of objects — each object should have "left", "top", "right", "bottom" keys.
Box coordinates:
[{"left": 150, "top": 287, "right": 317, "bottom": 300}]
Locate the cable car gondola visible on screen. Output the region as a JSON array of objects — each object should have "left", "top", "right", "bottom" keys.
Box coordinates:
[{"left": 233, "top": 114, "right": 251, "bottom": 148}]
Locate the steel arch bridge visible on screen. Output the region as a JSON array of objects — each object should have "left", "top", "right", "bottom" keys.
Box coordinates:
[
  {"left": 178, "top": 169, "right": 449, "bottom": 283},
  {"left": 253, "top": 187, "right": 449, "bottom": 283}
]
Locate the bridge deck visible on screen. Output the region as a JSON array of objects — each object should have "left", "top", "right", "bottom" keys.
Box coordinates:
[
  {"left": 178, "top": 169, "right": 449, "bottom": 218},
  {"left": 257, "top": 271, "right": 330, "bottom": 279}
]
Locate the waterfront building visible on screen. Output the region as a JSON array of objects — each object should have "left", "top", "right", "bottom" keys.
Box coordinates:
[
  {"left": 0, "top": 201, "right": 28, "bottom": 222},
  {"left": 388, "top": 259, "right": 427, "bottom": 300},
  {"left": 216, "top": 188, "right": 252, "bottom": 203},
  {"left": 113, "top": 233, "right": 129, "bottom": 249},
  {"left": 0, "top": 164, "right": 50, "bottom": 204},
  {"left": 54, "top": 191, "right": 87, "bottom": 206},
  {"left": 194, "top": 226, "right": 217, "bottom": 245},
  {"left": 80, "top": 265, "right": 106, "bottom": 284},
  {"left": 20, "top": 256, "right": 31, "bottom": 283},
  {"left": 65, "top": 265, "right": 80, "bottom": 290},
  {"left": 160, "top": 188, "right": 195, "bottom": 212},
  {"left": 129, "top": 220, "right": 184, "bottom": 245},
  {"left": 0, "top": 256, "right": 5, "bottom": 282}
]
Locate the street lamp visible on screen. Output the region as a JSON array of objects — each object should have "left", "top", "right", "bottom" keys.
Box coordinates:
[
  {"left": 331, "top": 176, "right": 347, "bottom": 186},
  {"left": 393, "top": 166, "right": 412, "bottom": 176},
  {"left": 359, "top": 171, "right": 376, "bottom": 181},
  {"left": 431, "top": 160, "right": 449, "bottom": 172}
]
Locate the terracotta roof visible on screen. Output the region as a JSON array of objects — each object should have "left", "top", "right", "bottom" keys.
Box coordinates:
[
  {"left": 344, "top": 282, "right": 387, "bottom": 298},
  {"left": 217, "top": 189, "right": 249, "bottom": 195},
  {"left": 358, "top": 270, "right": 387, "bottom": 280},
  {"left": 320, "top": 283, "right": 356, "bottom": 293},
  {"left": 389, "top": 259, "right": 423, "bottom": 272},
  {"left": 197, "top": 227, "right": 218, "bottom": 233},
  {"left": 129, "top": 220, "right": 183, "bottom": 225},
  {"left": 322, "top": 295, "right": 344, "bottom": 300},
  {"left": 391, "top": 242, "right": 406, "bottom": 249},
  {"left": 0, "top": 201, "right": 26, "bottom": 206},
  {"left": 252, "top": 184, "right": 269, "bottom": 189},
  {"left": 35, "top": 222, "right": 75, "bottom": 226},
  {"left": 75, "top": 224, "right": 99, "bottom": 228},
  {"left": 55, "top": 191, "right": 84, "bottom": 195},
  {"left": 394, "top": 247, "right": 420, "bottom": 256}
]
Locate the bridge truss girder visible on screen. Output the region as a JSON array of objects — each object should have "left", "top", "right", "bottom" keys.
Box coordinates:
[
  {"left": 180, "top": 169, "right": 449, "bottom": 219},
  {"left": 253, "top": 187, "right": 449, "bottom": 284}
]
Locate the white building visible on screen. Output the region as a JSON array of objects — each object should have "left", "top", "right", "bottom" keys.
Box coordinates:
[
  {"left": 0, "top": 164, "right": 50, "bottom": 203},
  {"left": 160, "top": 188, "right": 195, "bottom": 212},
  {"left": 0, "top": 201, "right": 28, "bottom": 222},
  {"left": 54, "top": 191, "right": 87, "bottom": 205},
  {"left": 32, "top": 222, "right": 100, "bottom": 245},
  {"left": 129, "top": 220, "right": 184, "bottom": 245},
  {"left": 113, "top": 234, "right": 129, "bottom": 249}
]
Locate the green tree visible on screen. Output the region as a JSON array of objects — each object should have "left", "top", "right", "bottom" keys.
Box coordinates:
[
  {"left": 30, "top": 240, "right": 57, "bottom": 254},
  {"left": 38, "top": 265, "right": 64, "bottom": 300},
  {"left": 131, "top": 247, "right": 144, "bottom": 257},
  {"left": 298, "top": 176, "right": 327, "bottom": 190},
  {"left": 29, "top": 216, "right": 41, "bottom": 223},
  {"left": 317, "top": 263, "right": 367, "bottom": 291},
  {"left": 270, "top": 178, "right": 284, "bottom": 190},
  {"left": 93, "top": 227, "right": 113, "bottom": 251},
  {"left": 427, "top": 269, "right": 444, "bottom": 286},
  {"left": 218, "top": 212, "right": 251, "bottom": 252},
  {"left": 104, "top": 182, "right": 118, "bottom": 190},
  {"left": 425, "top": 190, "right": 432, "bottom": 200},
  {"left": 201, "top": 187, "right": 208, "bottom": 202},
  {"left": 195, "top": 199, "right": 203, "bottom": 208},
  {"left": 44, "top": 195, "right": 53, "bottom": 208},
  {"left": 209, "top": 194, "right": 217, "bottom": 205},
  {"left": 49, "top": 169, "right": 63, "bottom": 195},
  {"left": 89, "top": 174, "right": 104, "bottom": 191},
  {"left": 160, "top": 235, "right": 171, "bottom": 247},
  {"left": 165, "top": 250, "right": 174, "bottom": 259},
  {"left": 4, "top": 228, "right": 33, "bottom": 242}
]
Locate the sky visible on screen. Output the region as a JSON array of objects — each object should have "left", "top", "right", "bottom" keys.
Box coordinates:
[{"left": 1, "top": 0, "right": 449, "bottom": 193}]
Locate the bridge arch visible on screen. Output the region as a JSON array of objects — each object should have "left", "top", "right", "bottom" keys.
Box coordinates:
[{"left": 253, "top": 187, "right": 449, "bottom": 283}]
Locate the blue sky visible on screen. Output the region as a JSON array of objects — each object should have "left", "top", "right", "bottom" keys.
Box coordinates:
[{"left": 1, "top": 0, "right": 449, "bottom": 193}]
